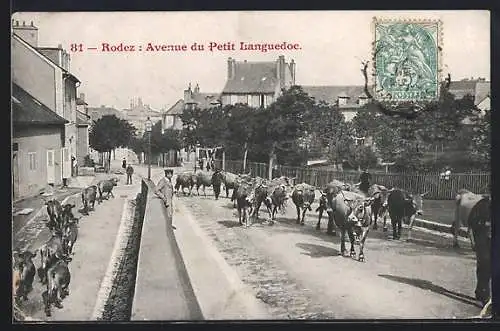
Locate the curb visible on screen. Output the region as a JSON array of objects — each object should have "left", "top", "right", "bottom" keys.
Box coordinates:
[
  {"left": 91, "top": 198, "right": 136, "bottom": 320},
  {"left": 174, "top": 198, "right": 272, "bottom": 320},
  {"left": 412, "top": 218, "right": 468, "bottom": 238}
]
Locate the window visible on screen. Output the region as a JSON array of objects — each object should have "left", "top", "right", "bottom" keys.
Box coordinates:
[
  {"left": 260, "top": 95, "right": 265, "bottom": 108},
  {"left": 358, "top": 97, "right": 368, "bottom": 106},
  {"left": 338, "top": 97, "right": 348, "bottom": 106},
  {"left": 165, "top": 115, "right": 174, "bottom": 127},
  {"left": 230, "top": 95, "right": 238, "bottom": 105},
  {"left": 28, "top": 152, "right": 37, "bottom": 170}
]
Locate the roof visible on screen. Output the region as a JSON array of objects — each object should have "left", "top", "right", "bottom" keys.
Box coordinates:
[
  {"left": 76, "top": 110, "right": 91, "bottom": 126},
  {"left": 87, "top": 106, "right": 123, "bottom": 122},
  {"left": 222, "top": 61, "right": 279, "bottom": 94},
  {"left": 13, "top": 33, "right": 81, "bottom": 83},
  {"left": 12, "top": 83, "right": 68, "bottom": 126},
  {"left": 301, "top": 85, "right": 373, "bottom": 108},
  {"left": 164, "top": 99, "right": 184, "bottom": 116},
  {"left": 186, "top": 92, "right": 221, "bottom": 109},
  {"left": 448, "top": 79, "right": 490, "bottom": 105}
]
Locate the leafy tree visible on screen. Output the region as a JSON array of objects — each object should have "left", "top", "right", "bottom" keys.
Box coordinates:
[
  {"left": 225, "top": 103, "right": 259, "bottom": 170},
  {"left": 129, "top": 136, "right": 145, "bottom": 163},
  {"left": 347, "top": 145, "right": 379, "bottom": 170},
  {"left": 470, "top": 110, "right": 490, "bottom": 170},
  {"left": 89, "top": 115, "right": 136, "bottom": 171},
  {"left": 255, "top": 86, "right": 315, "bottom": 175}
]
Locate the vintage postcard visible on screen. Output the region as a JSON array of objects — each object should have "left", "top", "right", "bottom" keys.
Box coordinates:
[{"left": 11, "top": 11, "right": 491, "bottom": 322}]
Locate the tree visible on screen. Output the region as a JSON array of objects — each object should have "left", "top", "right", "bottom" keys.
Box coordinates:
[
  {"left": 89, "top": 115, "right": 136, "bottom": 171},
  {"left": 225, "top": 103, "right": 259, "bottom": 171},
  {"left": 129, "top": 136, "right": 145, "bottom": 163},
  {"left": 470, "top": 110, "right": 490, "bottom": 170},
  {"left": 256, "top": 86, "right": 315, "bottom": 176}
]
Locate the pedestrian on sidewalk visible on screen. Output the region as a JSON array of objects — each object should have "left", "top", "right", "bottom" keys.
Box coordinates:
[
  {"left": 126, "top": 165, "right": 134, "bottom": 185},
  {"left": 155, "top": 169, "right": 174, "bottom": 221},
  {"left": 357, "top": 168, "right": 372, "bottom": 195},
  {"left": 122, "top": 158, "right": 127, "bottom": 170}
]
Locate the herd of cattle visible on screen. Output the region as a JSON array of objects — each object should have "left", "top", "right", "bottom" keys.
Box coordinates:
[
  {"left": 12, "top": 177, "right": 119, "bottom": 318},
  {"left": 175, "top": 169, "right": 490, "bottom": 262},
  {"left": 175, "top": 169, "right": 492, "bottom": 315}
]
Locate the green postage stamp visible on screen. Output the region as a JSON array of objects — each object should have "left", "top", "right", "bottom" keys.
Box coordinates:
[{"left": 373, "top": 18, "right": 443, "bottom": 102}]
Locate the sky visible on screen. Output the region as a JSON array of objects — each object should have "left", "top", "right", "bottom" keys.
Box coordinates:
[{"left": 11, "top": 11, "right": 490, "bottom": 112}]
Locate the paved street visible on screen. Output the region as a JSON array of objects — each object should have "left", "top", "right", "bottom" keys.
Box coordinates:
[
  {"left": 13, "top": 171, "right": 143, "bottom": 321},
  {"left": 174, "top": 183, "right": 482, "bottom": 319}
]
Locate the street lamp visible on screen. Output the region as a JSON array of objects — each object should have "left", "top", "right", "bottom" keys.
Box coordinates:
[{"left": 145, "top": 117, "right": 153, "bottom": 180}]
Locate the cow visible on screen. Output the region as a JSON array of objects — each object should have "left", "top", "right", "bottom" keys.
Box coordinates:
[
  {"left": 175, "top": 172, "right": 197, "bottom": 195},
  {"left": 323, "top": 189, "right": 374, "bottom": 261},
  {"left": 38, "top": 230, "right": 65, "bottom": 285},
  {"left": 59, "top": 203, "right": 78, "bottom": 232},
  {"left": 229, "top": 173, "right": 252, "bottom": 206},
  {"left": 13, "top": 250, "right": 36, "bottom": 304},
  {"left": 386, "top": 188, "right": 427, "bottom": 240},
  {"left": 316, "top": 180, "right": 351, "bottom": 235},
  {"left": 222, "top": 171, "right": 239, "bottom": 198},
  {"left": 233, "top": 179, "right": 255, "bottom": 227},
  {"left": 43, "top": 255, "right": 72, "bottom": 317},
  {"left": 211, "top": 170, "right": 225, "bottom": 200},
  {"left": 81, "top": 185, "right": 99, "bottom": 215},
  {"left": 251, "top": 176, "right": 295, "bottom": 224},
  {"left": 195, "top": 171, "right": 213, "bottom": 196},
  {"left": 45, "top": 199, "right": 63, "bottom": 231},
  {"left": 368, "top": 184, "right": 390, "bottom": 231},
  {"left": 453, "top": 189, "right": 491, "bottom": 305},
  {"left": 97, "top": 178, "right": 119, "bottom": 201},
  {"left": 291, "top": 183, "right": 316, "bottom": 225},
  {"left": 62, "top": 219, "right": 79, "bottom": 256}
]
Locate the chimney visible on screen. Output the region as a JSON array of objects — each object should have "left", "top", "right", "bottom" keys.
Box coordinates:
[
  {"left": 12, "top": 19, "right": 38, "bottom": 47},
  {"left": 227, "top": 57, "right": 235, "bottom": 80},
  {"left": 277, "top": 55, "right": 286, "bottom": 89},
  {"left": 194, "top": 83, "right": 200, "bottom": 94},
  {"left": 184, "top": 83, "right": 192, "bottom": 101},
  {"left": 290, "top": 59, "right": 296, "bottom": 85}
]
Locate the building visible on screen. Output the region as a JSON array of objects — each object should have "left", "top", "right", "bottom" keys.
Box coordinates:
[
  {"left": 221, "top": 55, "right": 296, "bottom": 107},
  {"left": 301, "top": 85, "right": 371, "bottom": 122},
  {"left": 87, "top": 105, "right": 124, "bottom": 123},
  {"left": 12, "top": 20, "right": 82, "bottom": 191},
  {"left": 75, "top": 93, "right": 91, "bottom": 167},
  {"left": 12, "top": 83, "right": 68, "bottom": 199},
  {"left": 163, "top": 83, "right": 221, "bottom": 131},
  {"left": 122, "top": 97, "right": 162, "bottom": 135}
]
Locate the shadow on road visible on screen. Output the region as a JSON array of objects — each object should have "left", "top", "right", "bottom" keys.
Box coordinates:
[
  {"left": 296, "top": 242, "right": 340, "bottom": 258},
  {"left": 218, "top": 220, "right": 242, "bottom": 228},
  {"left": 378, "top": 274, "right": 482, "bottom": 308}
]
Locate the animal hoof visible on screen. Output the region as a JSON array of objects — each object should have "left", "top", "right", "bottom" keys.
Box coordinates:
[
  {"left": 301, "top": 222, "right": 305, "bottom": 226},
  {"left": 358, "top": 255, "right": 365, "bottom": 262},
  {"left": 350, "top": 251, "right": 356, "bottom": 259},
  {"left": 45, "top": 310, "right": 52, "bottom": 317},
  {"left": 55, "top": 302, "right": 63, "bottom": 309}
]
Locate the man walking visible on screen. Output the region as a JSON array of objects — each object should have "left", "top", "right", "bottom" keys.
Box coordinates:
[
  {"left": 126, "top": 164, "right": 134, "bottom": 185},
  {"left": 155, "top": 169, "right": 174, "bottom": 221},
  {"left": 358, "top": 168, "right": 372, "bottom": 195}
]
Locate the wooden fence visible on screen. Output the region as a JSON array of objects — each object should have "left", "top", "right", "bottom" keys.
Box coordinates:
[{"left": 216, "top": 159, "right": 490, "bottom": 201}]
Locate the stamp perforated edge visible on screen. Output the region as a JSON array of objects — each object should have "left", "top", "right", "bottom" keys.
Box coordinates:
[{"left": 371, "top": 16, "right": 444, "bottom": 103}]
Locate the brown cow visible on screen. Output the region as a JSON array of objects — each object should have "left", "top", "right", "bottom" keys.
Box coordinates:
[
  {"left": 38, "top": 230, "right": 65, "bottom": 285},
  {"left": 13, "top": 251, "right": 36, "bottom": 304},
  {"left": 81, "top": 185, "right": 99, "bottom": 215},
  {"left": 43, "top": 255, "right": 72, "bottom": 317},
  {"left": 97, "top": 178, "right": 119, "bottom": 201}
]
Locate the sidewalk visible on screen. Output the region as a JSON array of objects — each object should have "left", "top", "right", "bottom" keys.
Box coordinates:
[{"left": 15, "top": 172, "right": 144, "bottom": 321}]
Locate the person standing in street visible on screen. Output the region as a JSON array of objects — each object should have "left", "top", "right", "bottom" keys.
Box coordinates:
[
  {"left": 155, "top": 169, "right": 174, "bottom": 221},
  {"left": 358, "top": 168, "right": 372, "bottom": 195},
  {"left": 126, "top": 164, "right": 134, "bottom": 185},
  {"left": 122, "top": 158, "right": 127, "bottom": 170}
]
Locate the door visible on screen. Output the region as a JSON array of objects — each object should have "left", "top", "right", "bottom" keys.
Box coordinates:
[
  {"left": 12, "top": 151, "right": 19, "bottom": 199},
  {"left": 62, "top": 147, "right": 71, "bottom": 178},
  {"left": 47, "top": 149, "right": 55, "bottom": 184}
]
